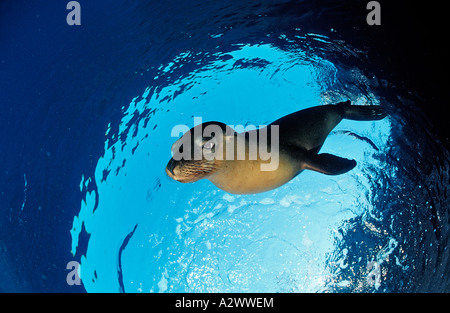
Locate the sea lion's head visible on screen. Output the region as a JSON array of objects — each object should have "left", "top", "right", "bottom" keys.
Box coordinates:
[{"left": 166, "top": 122, "right": 234, "bottom": 183}]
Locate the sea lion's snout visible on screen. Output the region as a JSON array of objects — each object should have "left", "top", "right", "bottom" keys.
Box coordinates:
[
  {"left": 166, "top": 155, "right": 217, "bottom": 183},
  {"left": 165, "top": 158, "right": 195, "bottom": 183},
  {"left": 166, "top": 158, "right": 181, "bottom": 181},
  {"left": 166, "top": 158, "right": 176, "bottom": 176}
]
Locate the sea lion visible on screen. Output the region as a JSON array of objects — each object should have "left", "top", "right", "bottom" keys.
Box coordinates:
[{"left": 166, "top": 100, "right": 386, "bottom": 194}]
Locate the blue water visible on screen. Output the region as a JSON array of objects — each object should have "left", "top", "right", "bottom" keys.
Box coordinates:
[{"left": 1, "top": 0, "right": 449, "bottom": 292}]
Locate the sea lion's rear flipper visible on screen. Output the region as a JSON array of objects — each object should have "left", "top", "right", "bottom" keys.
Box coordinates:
[
  {"left": 338, "top": 100, "right": 386, "bottom": 121},
  {"left": 303, "top": 153, "right": 357, "bottom": 175}
]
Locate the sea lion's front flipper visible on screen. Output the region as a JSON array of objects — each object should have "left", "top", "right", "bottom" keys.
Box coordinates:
[{"left": 303, "top": 153, "right": 357, "bottom": 175}]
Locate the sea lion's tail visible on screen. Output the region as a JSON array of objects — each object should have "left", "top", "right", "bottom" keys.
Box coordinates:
[{"left": 337, "top": 100, "right": 386, "bottom": 121}]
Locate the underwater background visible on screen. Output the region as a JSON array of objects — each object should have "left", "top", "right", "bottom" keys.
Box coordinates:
[{"left": 0, "top": 0, "right": 449, "bottom": 292}]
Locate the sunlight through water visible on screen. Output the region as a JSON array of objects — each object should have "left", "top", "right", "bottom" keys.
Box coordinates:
[{"left": 70, "top": 41, "right": 401, "bottom": 292}]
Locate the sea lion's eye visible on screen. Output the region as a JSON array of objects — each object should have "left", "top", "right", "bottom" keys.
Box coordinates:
[{"left": 203, "top": 142, "right": 215, "bottom": 150}]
